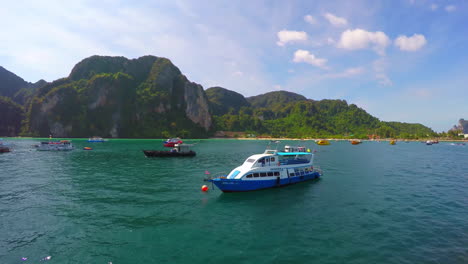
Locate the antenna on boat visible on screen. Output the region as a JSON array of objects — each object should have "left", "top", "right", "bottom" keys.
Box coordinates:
[{"left": 267, "top": 140, "right": 280, "bottom": 151}]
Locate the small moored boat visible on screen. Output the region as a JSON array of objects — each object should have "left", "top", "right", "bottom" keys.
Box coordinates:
[
  {"left": 316, "top": 139, "right": 330, "bottom": 145},
  {"left": 88, "top": 137, "right": 105, "bottom": 142},
  {"left": 163, "top": 138, "right": 183, "bottom": 147},
  {"left": 0, "top": 139, "right": 11, "bottom": 153},
  {"left": 143, "top": 144, "right": 195, "bottom": 157},
  {"left": 206, "top": 145, "right": 322, "bottom": 192},
  {"left": 350, "top": 140, "right": 362, "bottom": 145},
  {"left": 37, "top": 140, "right": 74, "bottom": 151},
  {"left": 0, "top": 144, "right": 10, "bottom": 153}
]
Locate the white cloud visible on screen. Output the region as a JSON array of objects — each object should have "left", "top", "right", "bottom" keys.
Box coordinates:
[
  {"left": 344, "top": 67, "right": 365, "bottom": 76},
  {"left": 304, "top": 15, "right": 317, "bottom": 25},
  {"left": 445, "top": 5, "right": 456, "bottom": 12},
  {"left": 321, "top": 67, "right": 365, "bottom": 79},
  {"left": 323, "top": 13, "right": 348, "bottom": 27},
  {"left": 293, "top": 49, "right": 327, "bottom": 68},
  {"left": 430, "top": 4, "right": 438, "bottom": 11},
  {"left": 337, "top": 28, "right": 390, "bottom": 55},
  {"left": 394, "top": 34, "right": 427, "bottom": 51},
  {"left": 276, "top": 30, "right": 308, "bottom": 46}
]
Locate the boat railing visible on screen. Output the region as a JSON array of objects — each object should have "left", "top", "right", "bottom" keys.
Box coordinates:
[
  {"left": 313, "top": 166, "right": 323, "bottom": 175},
  {"left": 204, "top": 172, "right": 228, "bottom": 181}
]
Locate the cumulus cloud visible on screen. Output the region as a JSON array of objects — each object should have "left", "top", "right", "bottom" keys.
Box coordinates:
[
  {"left": 445, "top": 5, "right": 456, "bottom": 12},
  {"left": 304, "top": 15, "right": 317, "bottom": 25},
  {"left": 293, "top": 49, "right": 327, "bottom": 68},
  {"left": 337, "top": 28, "right": 390, "bottom": 55},
  {"left": 394, "top": 34, "right": 427, "bottom": 51},
  {"left": 276, "top": 30, "right": 308, "bottom": 46},
  {"left": 323, "top": 13, "right": 348, "bottom": 27}
]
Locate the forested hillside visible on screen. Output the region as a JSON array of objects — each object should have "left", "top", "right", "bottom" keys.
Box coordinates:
[
  {"left": 209, "top": 89, "right": 435, "bottom": 138},
  {"left": 0, "top": 56, "right": 436, "bottom": 139}
]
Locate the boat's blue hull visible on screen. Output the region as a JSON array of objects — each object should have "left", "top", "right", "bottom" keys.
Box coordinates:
[{"left": 210, "top": 172, "right": 321, "bottom": 192}]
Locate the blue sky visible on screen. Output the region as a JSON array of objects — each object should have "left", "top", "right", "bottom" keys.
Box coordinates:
[{"left": 0, "top": 0, "right": 466, "bottom": 131}]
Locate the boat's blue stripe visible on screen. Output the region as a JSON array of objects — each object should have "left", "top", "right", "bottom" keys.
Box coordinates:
[{"left": 211, "top": 172, "right": 320, "bottom": 192}]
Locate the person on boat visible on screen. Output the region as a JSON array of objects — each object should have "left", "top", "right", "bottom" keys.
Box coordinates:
[{"left": 259, "top": 158, "right": 265, "bottom": 167}]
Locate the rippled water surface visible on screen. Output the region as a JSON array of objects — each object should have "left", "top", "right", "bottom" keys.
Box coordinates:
[{"left": 1, "top": 139, "right": 467, "bottom": 263}]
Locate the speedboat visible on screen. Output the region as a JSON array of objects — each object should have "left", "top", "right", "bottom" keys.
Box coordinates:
[
  {"left": 316, "top": 139, "right": 330, "bottom": 145},
  {"left": 37, "top": 140, "right": 74, "bottom": 151},
  {"left": 0, "top": 140, "right": 10, "bottom": 153},
  {"left": 163, "top": 138, "right": 183, "bottom": 147},
  {"left": 88, "top": 137, "right": 105, "bottom": 142},
  {"left": 144, "top": 144, "right": 195, "bottom": 157},
  {"left": 350, "top": 140, "right": 362, "bottom": 145},
  {"left": 206, "top": 146, "right": 322, "bottom": 192}
]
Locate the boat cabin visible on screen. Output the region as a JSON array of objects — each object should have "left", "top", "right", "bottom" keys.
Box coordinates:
[
  {"left": 284, "top": 145, "right": 306, "bottom": 152},
  {"left": 172, "top": 144, "right": 194, "bottom": 153},
  {"left": 242, "top": 151, "right": 312, "bottom": 168}
]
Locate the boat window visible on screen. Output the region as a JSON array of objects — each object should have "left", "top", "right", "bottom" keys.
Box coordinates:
[
  {"left": 246, "top": 174, "right": 252, "bottom": 178},
  {"left": 267, "top": 172, "right": 273, "bottom": 176},
  {"left": 289, "top": 172, "right": 295, "bottom": 176},
  {"left": 246, "top": 158, "right": 255, "bottom": 163},
  {"left": 270, "top": 157, "right": 275, "bottom": 162},
  {"left": 260, "top": 172, "right": 267, "bottom": 177},
  {"left": 274, "top": 172, "right": 280, "bottom": 176},
  {"left": 253, "top": 173, "right": 259, "bottom": 177},
  {"left": 229, "top": 170, "right": 241, "bottom": 178}
]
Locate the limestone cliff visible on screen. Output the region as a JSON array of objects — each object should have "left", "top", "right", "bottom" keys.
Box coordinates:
[{"left": 25, "top": 55, "right": 212, "bottom": 138}]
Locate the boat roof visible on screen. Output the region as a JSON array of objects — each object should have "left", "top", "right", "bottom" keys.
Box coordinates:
[{"left": 277, "top": 152, "right": 311, "bottom": 155}]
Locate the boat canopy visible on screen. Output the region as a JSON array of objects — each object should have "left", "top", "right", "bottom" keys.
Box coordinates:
[{"left": 277, "top": 152, "right": 310, "bottom": 155}]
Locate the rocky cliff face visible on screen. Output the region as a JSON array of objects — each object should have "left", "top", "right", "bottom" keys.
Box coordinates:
[{"left": 25, "top": 55, "right": 212, "bottom": 138}]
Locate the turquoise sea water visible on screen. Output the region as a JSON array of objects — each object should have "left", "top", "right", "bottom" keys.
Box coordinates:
[{"left": 1, "top": 139, "right": 467, "bottom": 263}]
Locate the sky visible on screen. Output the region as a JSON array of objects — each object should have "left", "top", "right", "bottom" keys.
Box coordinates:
[{"left": 0, "top": 0, "right": 467, "bottom": 132}]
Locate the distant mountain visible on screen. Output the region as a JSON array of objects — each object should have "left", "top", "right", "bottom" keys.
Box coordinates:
[
  {"left": 24, "top": 55, "right": 212, "bottom": 138},
  {"left": 247, "top": 91, "right": 307, "bottom": 108},
  {"left": 205, "top": 86, "right": 250, "bottom": 115},
  {"left": 207, "top": 87, "right": 435, "bottom": 138},
  {"left": 0, "top": 55, "right": 436, "bottom": 139},
  {"left": 0, "top": 66, "right": 30, "bottom": 99},
  {"left": 451, "top": 118, "right": 468, "bottom": 133}
]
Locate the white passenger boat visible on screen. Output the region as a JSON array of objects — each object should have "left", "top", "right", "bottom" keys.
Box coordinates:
[
  {"left": 37, "top": 140, "right": 74, "bottom": 151},
  {"left": 88, "top": 137, "right": 105, "bottom": 142},
  {"left": 207, "top": 145, "right": 322, "bottom": 192}
]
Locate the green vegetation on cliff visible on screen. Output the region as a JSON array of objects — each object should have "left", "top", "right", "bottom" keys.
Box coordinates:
[
  {"left": 0, "top": 55, "right": 437, "bottom": 139},
  {"left": 205, "top": 87, "right": 250, "bottom": 115},
  {"left": 0, "top": 96, "right": 23, "bottom": 136},
  {"left": 209, "top": 89, "right": 436, "bottom": 138},
  {"left": 22, "top": 56, "right": 212, "bottom": 138}
]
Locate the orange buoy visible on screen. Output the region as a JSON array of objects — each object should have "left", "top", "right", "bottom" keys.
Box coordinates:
[
  {"left": 201, "top": 185, "right": 209, "bottom": 192},
  {"left": 83, "top": 147, "right": 93, "bottom": 150}
]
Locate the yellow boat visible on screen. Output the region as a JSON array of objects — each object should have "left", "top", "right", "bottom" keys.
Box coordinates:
[
  {"left": 316, "top": 140, "right": 330, "bottom": 145},
  {"left": 390, "top": 140, "right": 396, "bottom": 145}
]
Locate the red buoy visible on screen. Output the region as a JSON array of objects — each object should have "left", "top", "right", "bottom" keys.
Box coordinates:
[{"left": 201, "top": 185, "right": 209, "bottom": 192}]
